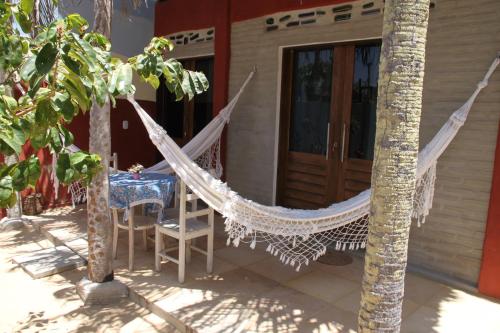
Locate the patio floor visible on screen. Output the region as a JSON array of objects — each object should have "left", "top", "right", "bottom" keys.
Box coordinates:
[{"left": 28, "top": 206, "right": 500, "bottom": 333}]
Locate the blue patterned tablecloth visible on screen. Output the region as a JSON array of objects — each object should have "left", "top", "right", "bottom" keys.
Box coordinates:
[{"left": 109, "top": 172, "right": 176, "bottom": 210}]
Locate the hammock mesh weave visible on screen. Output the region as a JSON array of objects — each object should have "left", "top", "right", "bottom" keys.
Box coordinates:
[{"left": 127, "top": 55, "right": 499, "bottom": 271}]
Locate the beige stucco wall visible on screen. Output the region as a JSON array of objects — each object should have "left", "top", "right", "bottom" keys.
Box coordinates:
[
  {"left": 409, "top": 0, "right": 500, "bottom": 285},
  {"left": 226, "top": 0, "right": 500, "bottom": 285}
]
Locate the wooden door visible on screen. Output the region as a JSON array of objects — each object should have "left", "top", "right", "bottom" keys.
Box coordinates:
[
  {"left": 277, "top": 42, "right": 381, "bottom": 208},
  {"left": 339, "top": 44, "right": 381, "bottom": 200},
  {"left": 277, "top": 46, "right": 340, "bottom": 208}
]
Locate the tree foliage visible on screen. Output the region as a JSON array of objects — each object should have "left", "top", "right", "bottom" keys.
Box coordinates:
[{"left": 0, "top": 0, "right": 208, "bottom": 207}]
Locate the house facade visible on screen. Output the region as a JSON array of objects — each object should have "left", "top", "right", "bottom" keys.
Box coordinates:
[
  {"left": 2, "top": 0, "right": 498, "bottom": 300},
  {"left": 153, "top": 0, "right": 500, "bottom": 298}
]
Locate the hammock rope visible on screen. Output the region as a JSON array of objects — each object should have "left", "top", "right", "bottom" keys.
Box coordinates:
[{"left": 127, "top": 54, "right": 499, "bottom": 270}]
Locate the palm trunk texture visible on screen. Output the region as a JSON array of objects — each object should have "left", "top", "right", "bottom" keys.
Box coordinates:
[
  {"left": 87, "top": 0, "right": 114, "bottom": 283},
  {"left": 358, "top": 0, "right": 431, "bottom": 332}
]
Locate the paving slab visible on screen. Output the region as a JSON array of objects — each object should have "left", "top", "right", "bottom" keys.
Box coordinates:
[
  {"left": 12, "top": 245, "right": 86, "bottom": 279},
  {"left": 65, "top": 237, "right": 89, "bottom": 260}
]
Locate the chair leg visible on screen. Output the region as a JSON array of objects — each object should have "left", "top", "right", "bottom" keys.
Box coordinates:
[
  {"left": 186, "top": 239, "right": 192, "bottom": 263},
  {"left": 179, "top": 237, "right": 186, "bottom": 283},
  {"left": 143, "top": 229, "right": 148, "bottom": 251},
  {"left": 155, "top": 226, "right": 161, "bottom": 272},
  {"left": 112, "top": 222, "right": 118, "bottom": 260},
  {"left": 129, "top": 227, "right": 134, "bottom": 271},
  {"left": 207, "top": 212, "right": 214, "bottom": 274},
  {"left": 207, "top": 233, "right": 214, "bottom": 274}
]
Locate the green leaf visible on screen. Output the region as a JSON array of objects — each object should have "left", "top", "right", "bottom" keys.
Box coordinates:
[
  {"left": 62, "top": 72, "right": 90, "bottom": 111},
  {"left": 144, "top": 74, "right": 160, "bottom": 89},
  {"left": 69, "top": 151, "right": 88, "bottom": 165},
  {"left": 65, "top": 14, "right": 88, "bottom": 32},
  {"left": 35, "top": 98, "right": 58, "bottom": 127},
  {"left": 35, "top": 42, "right": 58, "bottom": 76},
  {"left": 1, "top": 95, "right": 17, "bottom": 111},
  {"left": 30, "top": 128, "right": 49, "bottom": 150},
  {"left": 0, "top": 176, "right": 15, "bottom": 207},
  {"left": 49, "top": 127, "right": 63, "bottom": 153},
  {"left": 0, "top": 3, "right": 12, "bottom": 26},
  {"left": 59, "top": 126, "right": 74, "bottom": 147},
  {"left": 14, "top": 10, "right": 32, "bottom": 33},
  {"left": 93, "top": 75, "right": 107, "bottom": 106},
  {"left": 61, "top": 54, "right": 81, "bottom": 75},
  {"left": 0, "top": 124, "right": 25, "bottom": 154},
  {"left": 56, "top": 152, "right": 72, "bottom": 183},
  {"left": 84, "top": 32, "right": 110, "bottom": 51},
  {"left": 20, "top": 55, "right": 36, "bottom": 81},
  {"left": 51, "top": 92, "right": 75, "bottom": 122},
  {"left": 35, "top": 23, "right": 57, "bottom": 43},
  {"left": 20, "top": 0, "right": 34, "bottom": 15},
  {"left": 11, "top": 155, "right": 40, "bottom": 190},
  {"left": 115, "top": 63, "right": 133, "bottom": 95},
  {"left": 181, "top": 71, "right": 194, "bottom": 100}
]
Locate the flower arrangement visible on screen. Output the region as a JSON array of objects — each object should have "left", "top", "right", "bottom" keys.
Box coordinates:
[{"left": 128, "top": 164, "right": 144, "bottom": 179}]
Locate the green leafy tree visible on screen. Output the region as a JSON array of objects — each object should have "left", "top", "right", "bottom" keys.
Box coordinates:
[{"left": 0, "top": 0, "right": 208, "bottom": 208}]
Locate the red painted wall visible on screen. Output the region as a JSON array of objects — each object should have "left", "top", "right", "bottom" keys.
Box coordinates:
[
  {"left": 67, "top": 99, "right": 158, "bottom": 171},
  {"left": 155, "top": 0, "right": 352, "bottom": 33},
  {"left": 155, "top": 0, "right": 216, "bottom": 36},
  {"left": 0, "top": 98, "right": 158, "bottom": 219},
  {"left": 478, "top": 121, "right": 500, "bottom": 299}
]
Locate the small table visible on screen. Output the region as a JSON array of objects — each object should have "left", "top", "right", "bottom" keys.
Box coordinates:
[
  {"left": 109, "top": 172, "right": 176, "bottom": 271},
  {"left": 109, "top": 172, "right": 176, "bottom": 210}
]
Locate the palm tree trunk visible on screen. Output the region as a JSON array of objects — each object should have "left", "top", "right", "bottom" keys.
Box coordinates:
[
  {"left": 87, "top": 0, "right": 113, "bottom": 283},
  {"left": 358, "top": 0, "right": 431, "bottom": 332}
]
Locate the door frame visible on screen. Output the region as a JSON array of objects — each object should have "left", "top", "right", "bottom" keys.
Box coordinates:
[{"left": 273, "top": 37, "right": 381, "bottom": 206}]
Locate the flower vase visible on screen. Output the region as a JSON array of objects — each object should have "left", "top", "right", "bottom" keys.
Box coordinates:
[{"left": 132, "top": 172, "right": 140, "bottom": 180}]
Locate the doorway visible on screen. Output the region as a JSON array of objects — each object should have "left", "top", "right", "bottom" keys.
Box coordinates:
[
  {"left": 156, "top": 57, "right": 214, "bottom": 147},
  {"left": 277, "top": 42, "right": 380, "bottom": 208}
]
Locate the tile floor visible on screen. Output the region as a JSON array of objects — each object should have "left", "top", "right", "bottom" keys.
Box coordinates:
[{"left": 28, "top": 206, "right": 500, "bottom": 333}]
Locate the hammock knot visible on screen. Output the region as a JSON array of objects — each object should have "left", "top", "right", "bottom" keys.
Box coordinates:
[
  {"left": 477, "top": 80, "right": 488, "bottom": 89},
  {"left": 220, "top": 111, "right": 231, "bottom": 124}
]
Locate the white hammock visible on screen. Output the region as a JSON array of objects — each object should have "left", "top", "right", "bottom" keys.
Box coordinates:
[
  {"left": 127, "top": 54, "right": 499, "bottom": 271},
  {"left": 144, "top": 70, "right": 256, "bottom": 177},
  {"left": 51, "top": 70, "right": 256, "bottom": 205}
]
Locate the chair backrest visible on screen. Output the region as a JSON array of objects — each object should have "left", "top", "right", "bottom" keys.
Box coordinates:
[
  {"left": 123, "top": 198, "right": 164, "bottom": 223},
  {"left": 110, "top": 152, "right": 118, "bottom": 172},
  {"left": 177, "top": 179, "right": 213, "bottom": 234}
]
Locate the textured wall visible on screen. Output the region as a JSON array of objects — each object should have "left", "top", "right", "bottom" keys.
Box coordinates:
[
  {"left": 226, "top": 0, "right": 500, "bottom": 285},
  {"left": 408, "top": 0, "right": 500, "bottom": 285}
]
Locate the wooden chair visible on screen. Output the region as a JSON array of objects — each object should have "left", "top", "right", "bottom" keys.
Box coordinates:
[
  {"left": 110, "top": 152, "right": 118, "bottom": 173},
  {"left": 112, "top": 199, "right": 163, "bottom": 271},
  {"left": 155, "top": 179, "right": 214, "bottom": 283}
]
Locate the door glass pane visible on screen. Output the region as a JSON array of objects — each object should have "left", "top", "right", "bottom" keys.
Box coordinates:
[
  {"left": 193, "top": 58, "right": 213, "bottom": 136},
  {"left": 289, "top": 48, "right": 333, "bottom": 155},
  {"left": 348, "top": 44, "right": 380, "bottom": 160},
  {"left": 158, "top": 75, "right": 184, "bottom": 139}
]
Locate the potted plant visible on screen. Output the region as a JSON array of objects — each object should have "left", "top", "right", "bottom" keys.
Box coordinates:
[{"left": 128, "top": 164, "right": 144, "bottom": 180}]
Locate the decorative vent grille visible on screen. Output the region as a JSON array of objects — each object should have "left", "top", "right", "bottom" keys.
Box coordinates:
[
  {"left": 165, "top": 27, "right": 215, "bottom": 46},
  {"left": 264, "top": 0, "right": 436, "bottom": 32}
]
